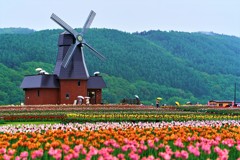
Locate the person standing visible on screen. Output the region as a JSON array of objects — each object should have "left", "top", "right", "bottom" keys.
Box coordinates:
[
  {"left": 156, "top": 99, "right": 159, "bottom": 108},
  {"left": 78, "top": 98, "right": 83, "bottom": 105}
]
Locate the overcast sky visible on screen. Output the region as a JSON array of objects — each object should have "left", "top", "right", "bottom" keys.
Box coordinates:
[{"left": 1, "top": 0, "right": 240, "bottom": 36}]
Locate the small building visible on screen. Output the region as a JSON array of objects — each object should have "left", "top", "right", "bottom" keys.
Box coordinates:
[
  {"left": 208, "top": 100, "right": 234, "bottom": 107},
  {"left": 20, "top": 75, "right": 59, "bottom": 105},
  {"left": 20, "top": 74, "right": 106, "bottom": 105}
]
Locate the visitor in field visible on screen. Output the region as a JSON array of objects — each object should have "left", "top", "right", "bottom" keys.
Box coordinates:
[
  {"left": 86, "top": 97, "right": 90, "bottom": 105},
  {"left": 156, "top": 99, "right": 159, "bottom": 108},
  {"left": 78, "top": 97, "right": 83, "bottom": 105}
]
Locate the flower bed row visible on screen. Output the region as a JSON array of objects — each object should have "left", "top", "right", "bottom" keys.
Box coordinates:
[
  {"left": 2, "top": 111, "right": 240, "bottom": 122},
  {"left": 2, "top": 115, "right": 65, "bottom": 122},
  {"left": 0, "top": 105, "right": 158, "bottom": 111},
  {"left": 1, "top": 121, "right": 240, "bottom": 159},
  {"left": 65, "top": 113, "right": 240, "bottom": 122},
  {"left": 177, "top": 106, "right": 240, "bottom": 115}
]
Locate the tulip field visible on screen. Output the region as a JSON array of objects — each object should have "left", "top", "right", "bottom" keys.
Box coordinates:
[{"left": 0, "top": 105, "right": 240, "bottom": 159}]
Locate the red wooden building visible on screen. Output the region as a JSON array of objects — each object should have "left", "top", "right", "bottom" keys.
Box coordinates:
[{"left": 20, "top": 11, "right": 106, "bottom": 105}]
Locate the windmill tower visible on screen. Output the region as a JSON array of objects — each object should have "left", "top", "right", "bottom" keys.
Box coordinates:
[
  {"left": 20, "top": 11, "right": 106, "bottom": 105},
  {"left": 50, "top": 11, "right": 106, "bottom": 104}
]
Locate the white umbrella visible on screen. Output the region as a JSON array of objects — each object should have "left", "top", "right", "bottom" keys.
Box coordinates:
[
  {"left": 77, "top": 96, "right": 84, "bottom": 99},
  {"left": 85, "top": 96, "right": 90, "bottom": 99},
  {"left": 35, "top": 68, "right": 42, "bottom": 72},
  {"left": 135, "top": 95, "right": 139, "bottom": 99},
  {"left": 94, "top": 71, "right": 100, "bottom": 76},
  {"left": 39, "top": 70, "right": 46, "bottom": 74}
]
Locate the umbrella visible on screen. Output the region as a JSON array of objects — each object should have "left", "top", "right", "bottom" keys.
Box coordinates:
[
  {"left": 77, "top": 96, "right": 84, "bottom": 99},
  {"left": 35, "top": 68, "right": 42, "bottom": 72},
  {"left": 175, "top": 101, "right": 180, "bottom": 106},
  {"left": 85, "top": 96, "right": 90, "bottom": 99},
  {"left": 135, "top": 95, "right": 139, "bottom": 99},
  {"left": 39, "top": 70, "right": 46, "bottom": 74},
  {"left": 156, "top": 97, "right": 162, "bottom": 100},
  {"left": 186, "top": 101, "right": 191, "bottom": 105}
]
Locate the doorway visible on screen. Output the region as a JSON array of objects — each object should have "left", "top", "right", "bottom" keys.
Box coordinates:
[{"left": 88, "top": 90, "right": 96, "bottom": 104}]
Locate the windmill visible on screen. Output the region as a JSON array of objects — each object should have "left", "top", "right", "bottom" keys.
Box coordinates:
[
  {"left": 20, "top": 10, "right": 107, "bottom": 105},
  {"left": 51, "top": 10, "right": 106, "bottom": 79}
]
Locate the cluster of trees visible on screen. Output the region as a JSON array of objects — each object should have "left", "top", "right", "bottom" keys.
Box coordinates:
[{"left": 0, "top": 28, "right": 240, "bottom": 105}]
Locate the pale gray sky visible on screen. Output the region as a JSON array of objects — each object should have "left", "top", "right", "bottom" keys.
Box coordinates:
[{"left": 0, "top": 0, "right": 240, "bottom": 36}]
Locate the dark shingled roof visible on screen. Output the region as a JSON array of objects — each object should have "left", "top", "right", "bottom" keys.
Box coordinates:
[
  {"left": 87, "top": 76, "right": 106, "bottom": 89},
  {"left": 54, "top": 33, "right": 89, "bottom": 80},
  {"left": 20, "top": 74, "right": 59, "bottom": 89}
]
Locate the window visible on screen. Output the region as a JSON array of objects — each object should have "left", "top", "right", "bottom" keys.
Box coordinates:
[
  {"left": 78, "top": 80, "right": 81, "bottom": 86},
  {"left": 66, "top": 93, "right": 70, "bottom": 99},
  {"left": 37, "top": 90, "right": 40, "bottom": 97}
]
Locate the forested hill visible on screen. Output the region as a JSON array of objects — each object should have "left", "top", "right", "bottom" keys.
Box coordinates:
[
  {"left": 0, "top": 28, "right": 34, "bottom": 34},
  {"left": 0, "top": 28, "right": 240, "bottom": 105}
]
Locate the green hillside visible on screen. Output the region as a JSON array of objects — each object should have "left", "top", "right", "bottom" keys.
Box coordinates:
[
  {"left": 0, "top": 28, "right": 240, "bottom": 105},
  {"left": 0, "top": 28, "right": 34, "bottom": 34}
]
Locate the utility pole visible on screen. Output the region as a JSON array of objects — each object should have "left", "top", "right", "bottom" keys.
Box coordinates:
[{"left": 234, "top": 82, "right": 236, "bottom": 106}]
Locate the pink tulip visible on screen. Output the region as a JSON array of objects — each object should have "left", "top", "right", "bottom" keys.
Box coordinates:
[
  {"left": 158, "top": 143, "right": 165, "bottom": 148},
  {"left": 113, "top": 143, "right": 120, "bottom": 148},
  {"left": 48, "top": 148, "right": 62, "bottom": 160},
  {"left": 174, "top": 150, "right": 181, "bottom": 158},
  {"left": 147, "top": 140, "right": 155, "bottom": 148},
  {"left": 122, "top": 145, "right": 129, "bottom": 152},
  {"left": 7, "top": 149, "right": 15, "bottom": 156},
  {"left": 154, "top": 137, "right": 159, "bottom": 143},
  {"left": 128, "top": 152, "right": 140, "bottom": 160},
  {"left": 48, "top": 147, "right": 55, "bottom": 156},
  {"left": 31, "top": 150, "right": 43, "bottom": 160},
  {"left": 140, "top": 140, "right": 145, "bottom": 145},
  {"left": 20, "top": 151, "right": 28, "bottom": 159},
  {"left": 81, "top": 148, "right": 87, "bottom": 155},
  {"left": 62, "top": 144, "right": 70, "bottom": 154},
  {"left": 74, "top": 144, "right": 83, "bottom": 152},
  {"left": 0, "top": 148, "right": 6, "bottom": 154},
  {"left": 142, "top": 155, "right": 155, "bottom": 160},
  {"left": 165, "top": 145, "right": 173, "bottom": 155},
  {"left": 187, "top": 145, "right": 200, "bottom": 157},
  {"left": 104, "top": 140, "right": 110, "bottom": 146},
  {"left": 15, "top": 156, "right": 21, "bottom": 160},
  {"left": 3, "top": 154, "right": 11, "bottom": 160},
  {"left": 137, "top": 149, "right": 142, "bottom": 154},
  {"left": 222, "top": 139, "right": 235, "bottom": 147},
  {"left": 117, "top": 153, "right": 125, "bottom": 160},
  {"left": 174, "top": 138, "right": 184, "bottom": 148},
  {"left": 98, "top": 148, "right": 111, "bottom": 157},
  {"left": 53, "top": 153, "right": 62, "bottom": 160},
  {"left": 236, "top": 144, "right": 240, "bottom": 151},
  {"left": 180, "top": 150, "right": 189, "bottom": 159},
  {"left": 89, "top": 146, "right": 98, "bottom": 155},
  {"left": 123, "top": 138, "right": 129, "bottom": 144},
  {"left": 159, "top": 152, "right": 171, "bottom": 160},
  {"left": 72, "top": 151, "right": 79, "bottom": 159},
  {"left": 140, "top": 144, "right": 148, "bottom": 150},
  {"left": 98, "top": 156, "right": 105, "bottom": 160},
  {"left": 215, "top": 136, "right": 221, "bottom": 141},
  {"left": 214, "top": 146, "right": 229, "bottom": 160},
  {"left": 201, "top": 143, "right": 211, "bottom": 154},
  {"left": 64, "top": 154, "right": 73, "bottom": 160}
]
